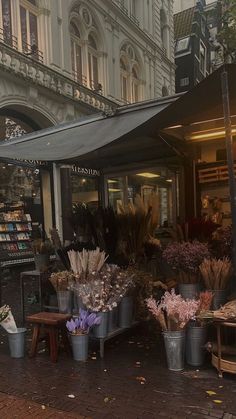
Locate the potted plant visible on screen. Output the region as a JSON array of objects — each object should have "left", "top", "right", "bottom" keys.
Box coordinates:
[
  {"left": 0, "top": 305, "right": 26, "bottom": 358},
  {"left": 146, "top": 290, "right": 199, "bottom": 371},
  {"left": 186, "top": 291, "right": 213, "bottom": 367},
  {"left": 49, "top": 271, "right": 75, "bottom": 314},
  {"left": 163, "top": 241, "right": 210, "bottom": 299},
  {"left": 66, "top": 309, "right": 101, "bottom": 361},
  {"left": 32, "top": 239, "right": 54, "bottom": 271},
  {"left": 199, "top": 257, "right": 232, "bottom": 309}
]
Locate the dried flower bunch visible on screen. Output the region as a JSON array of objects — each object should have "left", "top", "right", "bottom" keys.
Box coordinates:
[
  {"left": 0, "top": 305, "right": 17, "bottom": 333},
  {"left": 49, "top": 271, "right": 75, "bottom": 291},
  {"left": 66, "top": 310, "right": 101, "bottom": 335},
  {"left": 0, "top": 305, "right": 11, "bottom": 323},
  {"left": 163, "top": 241, "right": 210, "bottom": 284},
  {"left": 73, "top": 264, "right": 134, "bottom": 312},
  {"left": 67, "top": 247, "right": 108, "bottom": 279},
  {"left": 199, "top": 257, "right": 232, "bottom": 290},
  {"left": 146, "top": 289, "right": 199, "bottom": 331}
]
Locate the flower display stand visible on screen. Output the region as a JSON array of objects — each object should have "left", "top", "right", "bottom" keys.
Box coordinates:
[
  {"left": 91, "top": 321, "right": 139, "bottom": 358},
  {"left": 212, "top": 320, "right": 236, "bottom": 377}
]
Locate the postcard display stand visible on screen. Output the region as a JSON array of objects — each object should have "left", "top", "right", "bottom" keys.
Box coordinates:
[{"left": 0, "top": 208, "right": 33, "bottom": 268}]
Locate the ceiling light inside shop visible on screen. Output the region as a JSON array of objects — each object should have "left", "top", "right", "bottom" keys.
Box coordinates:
[
  {"left": 166, "top": 179, "right": 173, "bottom": 183},
  {"left": 108, "top": 188, "right": 121, "bottom": 192},
  {"left": 189, "top": 127, "right": 236, "bottom": 141},
  {"left": 136, "top": 172, "right": 160, "bottom": 178},
  {"left": 108, "top": 180, "right": 118, "bottom": 183}
]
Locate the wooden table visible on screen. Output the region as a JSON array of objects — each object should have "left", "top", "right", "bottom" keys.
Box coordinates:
[{"left": 212, "top": 320, "right": 236, "bottom": 377}]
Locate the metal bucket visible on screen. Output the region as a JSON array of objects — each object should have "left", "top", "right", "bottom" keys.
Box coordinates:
[
  {"left": 93, "top": 312, "right": 108, "bottom": 338},
  {"left": 118, "top": 296, "right": 133, "bottom": 328},
  {"left": 108, "top": 307, "right": 118, "bottom": 333},
  {"left": 163, "top": 330, "right": 185, "bottom": 371},
  {"left": 8, "top": 328, "right": 26, "bottom": 358},
  {"left": 178, "top": 283, "right": 200, "bottom": 300},
  {"left": 186, "top": 324, "right": 207, "bottom": 367},
  {"left": 71, "top": 333, "right": 89, "bottom": 361},
  {"left": 34, "top": 254, "right": 50, "bottom": 272},
  {"left": 57, "top": 290, "right": 73, "bottom": 314},
  {"left": 211, "top": 289, "right": 227, "bottom": 310}
]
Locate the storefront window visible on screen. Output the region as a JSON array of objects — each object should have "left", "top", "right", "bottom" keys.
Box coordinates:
[
  {"left": 71, "top": 174, "right": 99, "bottom": 211},
  {"left": 107, "top": 168, "right": 174, "bottom": 226}
]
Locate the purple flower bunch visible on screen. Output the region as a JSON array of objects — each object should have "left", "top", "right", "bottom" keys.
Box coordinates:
[
  {"left": 162, "top": 241, "right": 210, "bottom": 274},
  {"left": 66, "top": 309, "right": 101, "bottom": 335}
]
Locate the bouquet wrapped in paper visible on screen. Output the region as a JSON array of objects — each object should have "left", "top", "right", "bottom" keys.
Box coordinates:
[{"left": 0, "top": 305, "right": 17, "bottom": 333}]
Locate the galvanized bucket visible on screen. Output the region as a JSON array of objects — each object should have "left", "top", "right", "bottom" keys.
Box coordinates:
[
  {"left": 57, "top": 290, "right": 73, "bottom": 314},
  {"left": 178, "top": 283, "right": 200, "bottom": 300},
  {"left": 8, "top": 328, "right": 26, "bottom": 358},
  {"left": 186, "top": 323, "right": 207, "bottom": 367},
  {"left": 71, "top": 333, "right": 88, "bottom": 361},
  {"left": 34, "top": 254, "right": 50, "bottom": 272},
  {"left": 163, "top": 330, "right": 185, "bottom": 371},
  {"left": 108, "top": 307, "right": 118, "bottom": 333},
  {"left": 118, "top": 296, "right": 133, "bottom": 328},
  {"left": 211, "top": 289, "right": 227, "bottom": 310},
  {"left": 93, "top": 312, "right": 108, "bottom": 338}
]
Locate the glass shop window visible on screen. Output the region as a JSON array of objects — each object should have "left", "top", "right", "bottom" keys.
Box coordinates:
[{"left": 71, "top": 175, "right": 99, "bottom": 211}]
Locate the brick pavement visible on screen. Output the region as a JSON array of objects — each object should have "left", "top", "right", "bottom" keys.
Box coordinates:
[{"left": 0, "top": 273, "right": 236, "bottom": 418}]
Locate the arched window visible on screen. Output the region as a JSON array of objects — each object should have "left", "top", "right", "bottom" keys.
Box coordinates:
[
  {"left": 120, "top": 43, "right": 142, "bottom": 103},
  {"left": 70, "top": 20, "right": 83, "bottom": 84},
  {"left": 88, "top": 34, "right": 99, "bottom": 90},
  {"left": 160, "top": 8, "right": 168, "bottom": 54}
]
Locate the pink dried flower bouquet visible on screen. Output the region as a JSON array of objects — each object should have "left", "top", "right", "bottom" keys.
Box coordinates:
[{"left": 146, "top": 289, "right": 199, "bottom": 331}]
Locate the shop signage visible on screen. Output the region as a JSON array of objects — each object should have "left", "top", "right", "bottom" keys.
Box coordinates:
[{"left": 72, "top": 165, "right": 100, "bottom": 177}]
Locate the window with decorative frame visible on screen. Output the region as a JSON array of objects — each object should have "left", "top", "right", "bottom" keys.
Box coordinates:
[
  {"left": 19, "top": 0, "right": 39, "bottom": 56},
  {"left": 120, "top": 44, "right": 142, "bottom": 103},
  {"left": 70, "top": 20, "right": 83, "bottom": 84},
  {"left": 0, "top": 0, "right": 13, "bottom": 46},
  {"left": 88, "top": 34, "right": 99, "bottom": 90}
]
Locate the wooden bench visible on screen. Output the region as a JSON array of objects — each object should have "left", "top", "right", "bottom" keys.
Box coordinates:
[{"left": 26, "top": 312, "right": 71, "bottom": 363}]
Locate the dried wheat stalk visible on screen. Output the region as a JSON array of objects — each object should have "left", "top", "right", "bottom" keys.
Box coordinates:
[{"left": 200, "top": 257, "right": 232, "bottom": 290}]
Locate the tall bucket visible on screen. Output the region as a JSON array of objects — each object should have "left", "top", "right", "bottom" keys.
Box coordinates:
[
  {"left": 163, "top": 330, "right": 185, "bottom": 371},
  {"left": 211, "top": 289, "right": 227, "bottom": 310},
  {"left": 186, "top": 324, "right": 207, "bottom": 366},
  {"left": 8, "top": 328, "right": 26, "bottom": 358},
  {"left": 108, "top": 307, "right": 118, "bottom": 333},
  {"left": 118, "top": 296, "right": 133, "bottom": 328},
  {"left": 93, "top": 312, "right": 108, "bottom": 338},
  {"left": 57, "top": 290, "right": 73, "bottom": 314},
  {"left": 71, "top": 333, "right": 89, "bottom": 362},
  {"left": 178, "top": 283, "right": 200, "bottom": 300},
  {"left": 34, "top": 254, "right": 50, "bottom": 272}
]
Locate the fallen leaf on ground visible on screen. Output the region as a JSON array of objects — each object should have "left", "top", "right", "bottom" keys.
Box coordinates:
[
  {"left": 91, "top": 357, "right": 97, "bottom": 360},
  {"left": 136, "top": 376, "right": 146, "bottom": 383},
  {"left": 206, "top": 390, "right": 217, "bottom": 396},
  {"left": 213, "top": 400, "right": 223, "bottom": 404},
  {"left": 41, "top": 405, "right": 46, "bottom": 410},
  {"left": 104, "top": 369, "right": 107, "bottom": 372},
  {"left": 128, "top": 341, "right": 135, "bottom": 344},
  {"left": 104, "top": 397, "right": 109, "bottom": 403},
  {"left": 67, "top": 394, "right": 75, "bottom": 399},
  {"left": 218, "top": 385, "right": 223, "bottom": 389},
  {"left": 136, "top": 361, "right": 141, "bottom": 365}
]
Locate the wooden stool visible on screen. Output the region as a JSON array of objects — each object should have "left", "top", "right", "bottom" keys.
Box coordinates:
[{"left": 26, "top": 312, "right": 71, "bottom": 363}]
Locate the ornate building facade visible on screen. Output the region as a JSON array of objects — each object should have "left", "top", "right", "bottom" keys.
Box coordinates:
[{"left": 0, "top": 0, "right": 175, "bottom": 136}]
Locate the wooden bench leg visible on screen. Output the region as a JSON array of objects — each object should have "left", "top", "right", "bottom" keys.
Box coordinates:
[
  {"left": 48, "top": 327, "right": 58, "bottom": 363},
  {"left": 29, "top": 324, "right": 41, "bottom": 358},
  {"left": 61, "top": 326, "right": 71, "bottom": 355}
]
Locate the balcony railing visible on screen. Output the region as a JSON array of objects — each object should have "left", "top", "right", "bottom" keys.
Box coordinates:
[
  {"left": 21, "top": 41, "right": 44, "bottom": 64},
  {"left": 0, "top": 28, "right": 17, "bottom": 50},
  {"left": 72, "top": 70, "right": 87, "bottom": 87},
  {"left": 0, "top": 40, "right": 116, "bottom": 113}
]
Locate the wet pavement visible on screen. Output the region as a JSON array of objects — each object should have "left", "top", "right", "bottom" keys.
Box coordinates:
[{"left": 0, "top": 269, "right": 236, "bottom": 418}]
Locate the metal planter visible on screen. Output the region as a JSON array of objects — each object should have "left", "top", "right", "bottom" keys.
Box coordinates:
[
  {"left": 108, "top": 307, "right": 118, "bottom": 333},
  {"left": 178, "top": 283, "right": 200, "bottom": 300},
  {"left": 210, "top": 289, "right": 227, "bottom": 310},
  {"left": 118, "top": 296, "right": 133, "bottom": 328},
  {"left": 186, "top": 323, "right": 207, "bottom": 367},
  {"left": 163, "top": 330, "right": 185, "bottom": 371},
  {"left": 34, "top": 254, "right": 50, "bottom": 272},
  {"left": 8, "top": 327, "right": 26, "bottom": 358},
  {"left": 71, "top": 333, "right": 89, "bottom": 361},
  {"left": 57, "top": 290, "right": 73, "bottom": 314},
  {"left": 93, "top": 312, "right": 109, "bottom": 338}
]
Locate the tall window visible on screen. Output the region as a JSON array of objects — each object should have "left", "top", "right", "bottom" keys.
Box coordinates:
[
  {"left": 88, "top": 34, "right": 99, "bottom": 89},
  {"left": 160, "top": 8, "right": 168, "bottom": 54},
  {"left": 200, "top": 42, "right": 206, "bottom": 74},
  {"left": 0, "top": 0, "right": 12, "bottom": 46},
  {"left": 120, "top": 44, "right": 141, "bottom": 103},
  {"left": 20, "top": 1, "right": 38, "bottom": 55},
  {"left": 70, "top": 21, "right": 83, "bottom": 84}
]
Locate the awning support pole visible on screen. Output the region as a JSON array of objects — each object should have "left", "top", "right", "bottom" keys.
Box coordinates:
[{"left": 221, "top": 68, "right": 236, "bottom": 279}]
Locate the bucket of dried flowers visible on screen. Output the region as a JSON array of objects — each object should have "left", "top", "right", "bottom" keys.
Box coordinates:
[
  {"left": 66, "top": 310, "right": 101, "bottom": 361},
  {"left": 33, "top": 239, "right": 54, "bottom": 272},
  {"left": 199, "top": 257, "right": 232, "bottom": 310},
  {"left": 186, "top": 291, "right": 213, "bottom": 367},
  {"left": 0, "top": 305, "right": 26, "bottom": 358},
  {"left": 163, "top": 241, "right": 210, "bottom": 300},
  {"left": 146, "top": 290, "right": 199, "bottom": 371},
  {"left": 49, "top": 271, "right": 75, "bottom": 314}
]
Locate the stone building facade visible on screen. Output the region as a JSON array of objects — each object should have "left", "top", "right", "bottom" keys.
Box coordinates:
[{"left": 0, "top": 0, "right": 175, "bottom": 135}]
